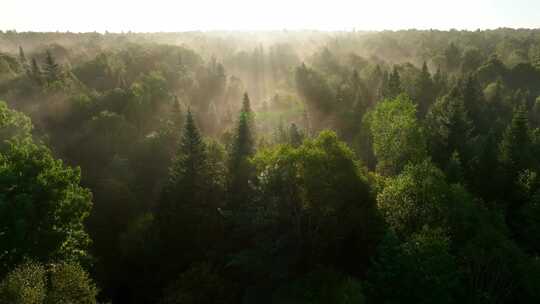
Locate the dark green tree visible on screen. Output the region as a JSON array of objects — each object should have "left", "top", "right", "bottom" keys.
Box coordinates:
[
  {"left": 0, "top": 102, "right": 92, "bottom": 274},
  {"left": 43, "top": 50, "right": 60, "bottom": 84},
  {"left": 227, "top": 93, "right": 256, "bottom": 209},
  {"left": 413, "top": 62, "right": 435, "bottom": 117},
  {"left": 288, "top": 123, "right": 303, "bottom": 147},
  {"left": 30, "top": 58, "right": 43, "bottom": 85},
  {"left": 381, "top": 66, "right": 402, "bottom": 99},
  {"left": 157, "top": 109, "right": 224, "bottom": 281}
]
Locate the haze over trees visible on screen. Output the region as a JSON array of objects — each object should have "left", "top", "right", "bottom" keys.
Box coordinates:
[{"left": 1, "top": 28, "right": 540, "bottom": 303}]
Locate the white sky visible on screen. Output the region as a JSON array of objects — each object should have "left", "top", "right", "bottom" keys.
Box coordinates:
[{"left": 2, "top": 0, "right": 539, "bottom": 32}]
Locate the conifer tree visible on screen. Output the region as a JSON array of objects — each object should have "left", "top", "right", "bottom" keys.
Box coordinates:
[
  {"left": 44, "top": 50, "right": 61, "bottom": 84},
  {"left": 382, "top": 66, "right": 402, "bottom": 99},
  {"left": 161, "top": 109, "right": 207, "bottom": 211},
  {"left": 157, "top": 109, "right": 222, "bottom": 279},
  {"left": 460, "top": 75, "right": 484, "bottom": 128},
  {"left": 30, "top": 58, "right": 43, "bottom": 85},
  {"left": 414, "top": 61, "right": 435, "bottom": 117},
  {"left": 18, "top": 46, "right": 28, "bottom": 73},
  {"left": 499, "top": 105, "right": 533, "bottom": 178},
  {"left": 227, "top": 93, "right": 256, "bottom": 208},
  {"left": 289, "top": 123, "right": 303, "bottom": 147}
]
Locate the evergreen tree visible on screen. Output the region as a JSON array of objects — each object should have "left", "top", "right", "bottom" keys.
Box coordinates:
[
  {"left": 460, "top": 75, "right": 484, "bottom": 129},
  {"left": 159, "top": 109, "right": 208, "bottom": 221},
  {"left": 382, "top": 66, "right": 402, "bottom": 99},
  {"left": 43, "top": 50, "right": 60, "bottom": 84},
  {"left": 413, "top": 61, "right": 435, "bottom": 117},
  {"left": 30, "top": 58, "right": 43, "bottom": 85},
  {"left": 433, "top": 66, "right": 448, "bottom": 96},
  {"left": 157, "top": 109, "right": 223, "bottom": 281},
  {"left": 227, "top": 93, "right": 256, "bottom": 209},
  {"left": 499, "top": 105, "right": 533, "bottom": 175},
  {"left": 18, "top": 46, "right": 28, "bottom": 73},
  {"left": 499, "top": 105, "right": 534, "bottom": 206},
  {"left": 425, "top": 89, "right": 474, "bottom": 169},
  {"left": 288, "top": 123, "right": 303, "bottom": 147}
]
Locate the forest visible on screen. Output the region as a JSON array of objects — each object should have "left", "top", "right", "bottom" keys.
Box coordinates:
[{"left": 0, "top": 28, "right": 540, "bottom": 303}]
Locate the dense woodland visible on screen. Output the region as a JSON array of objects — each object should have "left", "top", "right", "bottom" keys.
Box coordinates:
[{"left": 0, "top": 29, "right": 540, "bottom": 303}]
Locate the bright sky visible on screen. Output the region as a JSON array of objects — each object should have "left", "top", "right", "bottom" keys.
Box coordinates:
[{"left": 2, "top": 0, "right": 539, "bottom": 32}]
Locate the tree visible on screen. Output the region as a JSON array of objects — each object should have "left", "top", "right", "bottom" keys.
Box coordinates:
[
  {"left": 413, "top": 62, "right": 435, "bottom": 117},
  {"left": 499, "top": 104, "right": 533, "bottom": 177},
  {"left": 18, "top": 46, "right": 29, "bottom": 72},
  {"left": 377, "top": 160, "right": 451, "bottom": 237},
  {"left": 0, "top": 262, "right": 97, "bottom": 304},
  {"left": 381, "top": 66, "right": 402, "bottom": 99},
  {"left": 288, "top": 123, "right": 303, "bottom": 147},
  {"left": 0, "top": 262, "right": 46, "bottom": 304},
  {"left": 45, "top": 262, "right": 98, "bottom": 304},
  {"left": 245, "top": 131, "right": 384, "bottom": 280},
  {"left": 425, "top": 89, "right": 474, "bottom": 169},
  {"left": 0, "top": 103, "right": 92, "bottom": 274},
  {"left": 444, "top": 42, "right": 461, "bottom": 72},
  {"left": 30, "top": 58, "right": 43, "bottom": 85},
  {"left": 366, "top": 94, "right": 426, "bottom": 175},
  {"left": 157, "top": 109, "right": 224, "bottom": 281},
  {"left": 160, "top": 263, "right": 234, "bottom": 304},
  {"left": 368, "top": 228, "right": 461, "bottom": 304},
  {"left": 227, "top": 93, "right": 256, "bottom": 209},
  {"left": 43, "top": 50, "right": 61, "bottom": 84}
]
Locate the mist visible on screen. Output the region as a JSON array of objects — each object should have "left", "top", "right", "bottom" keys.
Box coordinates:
[{"left": 2, "top": 1, "right": 540, "bottom": 302}]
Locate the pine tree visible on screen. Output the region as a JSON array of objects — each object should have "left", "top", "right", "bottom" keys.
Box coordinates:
[
  {"left": 157, "top": 109, "right": 222, "bottom": 279},
  {"left": 382, "top": 66, "right": 402, "bottom": 99},
  {"left": 433, "top": 66, "right": 448, "bottom": 96},
  {"left": 30, "top": 58, "right": 43, "bottom": 85},
  {"left": 460, "top": 75, "right": 483, "bottom": 128},
  {"left": 426, "top": 88, "right": 474, "bottom": 168},
  {"left": 227, "top": 93, "right": 256, "bottom": 209},
  {"left": 43, "top": 50, "right": 61, "bottom": 84},
  {"left": 414, "top": 61, "right": 435, "bottom": 117},
  {"left": 166, "top": 109, "right": 207, "bottom": 201},
  {"left": 288, "top": 123, "right": 303, "bottom": 147},
  {"left": 18, "top": 46, "right": 28, "bottom": 72},
  {"left": 499, "top": 104, "right": 533, "bottom": 176},
  {"left": 274, "top": 117, "right": 288, "bottom": 144}
]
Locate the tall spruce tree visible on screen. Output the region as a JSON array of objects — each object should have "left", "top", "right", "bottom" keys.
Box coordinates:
[
  {"left": 382, "top": 66, "right": 402, "bottom": 99},
  {"left": 43, "top": 50, "right": 60, "bottom": 84},
  {"left": 499, "top": 105, "right": 533, "bottom": 182},
  {"left": 18, "top": 46, "right": 28, "bottom": 72},
  {"left": 30, "top": 58, "right": 43, "bottom": 85},
  {"left": 227, "top": 93, "right": 255, "bottom": 209},
  {"left": 414, "top": 62, "right": 435, "bottom": 117},
  {"left": 157, "top": 109, "right": 223, "bottom": 281}
]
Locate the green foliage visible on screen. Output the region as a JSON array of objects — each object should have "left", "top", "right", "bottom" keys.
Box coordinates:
[
  {"left": 2, "top": 30, "right": 540, "bottom": 304},
  {"left": 43, "top": 50, "right": 61, "bottom": 85},
  {"left": 156, "top": 109, "right": 225, "bottom": 282},
  {"left": 227, "top": 93, "right": 256, "bottom": 208},
  {"left": 368, "top": 228, "right": 461, "bottom": 304},
  {"left": 0, "top": 104, "right": 92, "bottom": 273},
  {"left": 367, "top": 94, "right": 427, "bottom": 175},
  {"left": 247, "top": 131, "right": 383, "bottom": 278},
  {"left": 0, "top": 100, "right": 32, "bottom": 144},
  {"left": 45, "top": 262, "right": 98, "bottom": 304},
  {"left": 425, "top": 89, "right": 474, "bottom": 168},
  {"left": 160, "top": 263, "right": 234, "bottom": 304},
  {"left": 0, "top": 262, "right": 46, "bottom": 304},
  {"left": 0, "top": 262, "right": 97, "bottom": 304},
  {"left": 377, "top": 160, "right": 449, "bottom": 236},
  {"left": 272, "top": 269, "right": 365, "bottom": 304},
  {"left": 499, "top": 105, "right": 533, "bottom": 175}
]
